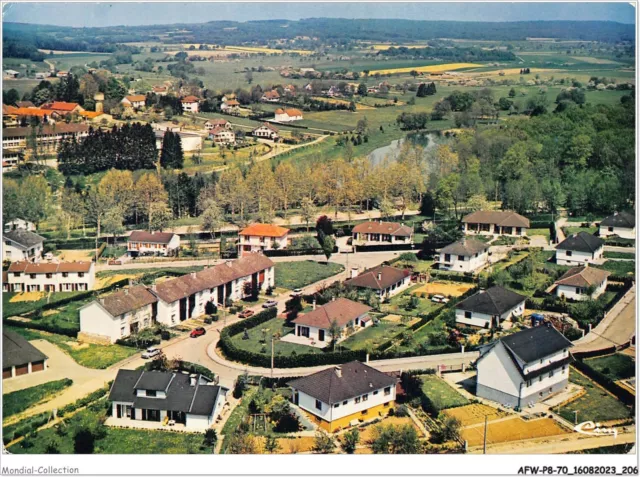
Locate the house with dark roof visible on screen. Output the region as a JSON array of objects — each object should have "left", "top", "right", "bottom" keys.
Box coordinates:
[
  {"left": 3, "top": 229, "right": 45, "bottom": 262},
  {"left": 554, "top": 266, "right": 610, "bottom": 301},
  {"left": 344, "top": 265, "right": 411, "bottom": 300},
  {"left": 5, "top": 260, "right": 95, "bottom": 292},
  {"left": 555, "top": 232, "right": 604, "bottom": 266},
  {"left": 475, "top": 324, "right": 573, "bottom": 408},
  {"left": 462, "top": 210, "right": 530, "bottom": 237},
  {"left": 252, "top": 122, "right": 279, "bottom": 141},
  {"left": 108, "top": 369, "right": 227, "bottom": 430},
  {"left": 3, "top": 330, "right": 48, "bottom": 379},
  {"left": 599, "top": 211, "right": 635, "bottom": 240},
  {"left": 287, "top": 298, "right": 372, "bottom": 348},
  {"left": 127, "top": 230, "right": 181, "bottom": 257},
  {"left": 351, "top": 221, "right": 413, "bottom": 245},
  {"left": 288, "top": 361, "right": 396, "bottom": 432},
  {"left": 438, "top": 238, "right": 489, "bottom": 273},
  {"left": 79, "top": 285, "right": 158, "bottom": 344},
  {"left": 455, "top": 286, "right": 526, "bottom": 329}
]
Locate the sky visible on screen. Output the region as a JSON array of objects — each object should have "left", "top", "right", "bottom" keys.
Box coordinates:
[{"left": 2, "top": 2, "right": 635, "bottom": 27}]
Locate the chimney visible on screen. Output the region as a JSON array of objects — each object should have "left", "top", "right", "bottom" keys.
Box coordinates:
[
  {"left": 128, "top": 278, "right": 133, "bottom": 287},
  {"left": 332, "top": 297, "right": 336, "bottom": 302},
  {"left": 312, "top": 299, "right": 316, "bottom": 310},
  {"left": 191, "top": 272, "right": 196, "bottom": 278},
  {"left": 190, "top": 374, "right": 197, "bottom": 387},
  {"left": 151, "top": 231, "right": 155, "bottom": 235},
  {"left": 124, "top": 288, "right": 129, "bottom": 296},
  {"left": 100, "top": 298, "right": 105, "bottom": 305},
  {"left": 334, "top": 366, "right": 342, "bottom": 378},
  {"left": 350, "top": 267, "right": 359, "bottom": 279},
  {"left": 151, "top": 284, "right": 157, "bottom": 292},
  {"left": 226, "top": 260, "right": 233, "bottom": 268}
]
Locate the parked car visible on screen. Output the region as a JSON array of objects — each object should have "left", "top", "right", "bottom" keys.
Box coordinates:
[
  {"left": 290, "top": 288, "right": 302, "bottom": 297},
  {"left": 431, "top": 294, "right": 446, "bottom": 303},
  {"left": 190, "top": 327, "right": 206, "bottom": 338},
  {"left": 142, "top": 347, "right": 161, "bottom": 359},
  {"left": 262, "top": 300, "right": 278, "bottom": 309},
  {"left": 238, "top": 309, "right": 255, "bottom": 319}
]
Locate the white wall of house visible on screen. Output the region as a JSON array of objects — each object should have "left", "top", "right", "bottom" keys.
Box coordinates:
[
  {"left": 128, "top": 235, "right": 180, "bottom": 256},
  {"left": 7, "top": 266, "right": 95, "bottom": 293},
  {"left": 294, "top": 312, "right": 369, "bottom": 344},
  {"left": 3, "top": 241, "right": 43, "bottom": 262},
  {"left": 80, "top": 301, "right": 154, "bottom": 343},
  {"left": 4, "top": 219, "right": 36, "bottom": 232},
  {"left": 352, "top": 232, "right": 412, "bottom": 244},
  {"left": 477, "top": 342, "right": 521, "bottom": 397},
  {"left": 182, "top": 102, "right": 199, "bottom": 113},
  {"left": 599, "top": 225, "right": 635, "bottom": 240},
  {"left": 555, "top": 247, "right": 603, "bottom": 266},
  {"left": 464, "top": 223, "right": 527, "bottom": 237},
  {"left": 455, "top": 301, "right": 525, "bottom": 328},
  {"left": 274, "top": 112, "right": 302, "bottom": 122},
  {"left": 372, "top": 276, "right": 411, "bottom": 300},
  {"left": 439, "top": 251, "right": 488, "bottom": 273},
  {"left": 253, "top": 126, "right": 278, "bottom": 140},
  {"left": 556, "top": 279, "right": 607, "bottom": 301},
  {"left": 238, "top": 235, "right": 288, "bottom": 255}
]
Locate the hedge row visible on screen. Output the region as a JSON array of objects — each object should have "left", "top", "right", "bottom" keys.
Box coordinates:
[
  {"left": 2, "top": 412, "right": 50, "bottom": 445},
  {"left": 428, "top": 270, "right": 478, "bottom": 284},
  {"left": 4, "top": 318, "right": 79, "bottom": 337},
  {"left": 57, "top": 382, "right": 111, "bottom": 417},
  {"left": 604, "top": 237, "right": 635, "bottom": 248},
  {"left": 96, "top": 242, "right": 108, "bottom": 259},
  {"left": 571, "top": 361, "right": 635, "bottom": 407}
]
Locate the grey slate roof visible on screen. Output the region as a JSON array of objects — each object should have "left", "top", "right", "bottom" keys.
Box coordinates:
[
  {"left": 3, "top": 330, "right": 48, "bottom": 368},
  {"left": 501, "top": 324, "right": 573, "bottom": 364},
  {"left": 109, "top": 369, "right": 220, "bottom": 416},
  {"left": 556, "top": 232, "right": 604, "bottom": 253},
  {"left": 344, "top": 266, "right": 411, "bottom": 291},
  {"left": 441, "top": 238, "right": 489, "bottom": 256},
  {"left": 288, "top": 361, "right": 396, "bottom": 405},
  {"left": 456, "top": 286, "right": 526, "bottom": 316},
  {"left": 3, "top": 229, "right": 45, "bottom": 249},
  {"left": 600, "top": 211, "right": 635, "bottom": 229}
]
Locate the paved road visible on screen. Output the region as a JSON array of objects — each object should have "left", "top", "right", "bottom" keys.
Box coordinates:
[{"left": 573, "top": 288, "right": 636, "bottom": 353}]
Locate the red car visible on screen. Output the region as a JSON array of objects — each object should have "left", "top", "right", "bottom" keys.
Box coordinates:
[
  {"left": 238, "top": 309, "right": 255, "bottom": 319},
  {"left": 190, "top": 327, "right": 206, "bottom": 338}
]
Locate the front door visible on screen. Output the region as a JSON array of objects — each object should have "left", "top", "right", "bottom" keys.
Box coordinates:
[{"left": 318, "top": 330, "right": 325, "bottom": 342}]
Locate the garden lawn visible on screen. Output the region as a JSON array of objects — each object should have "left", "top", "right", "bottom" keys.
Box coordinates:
[
  {"left": 274, "top": 261, "right": 344, "bottom": 290},
  {"left": 394, "top": 315, "right": 449, "bottom": 353},
  {"left": 562, "top": 226, "right": 598, "bottom": 236},
  {"left": 603, "top": 251, "right": 635, "bottom": 259},
  {"left": 3, "top": 379, "right": 73, "bottom": 418},
  {"left": 597, "top": 260, "right": 635, "bottom": 279},
  {"left": 419, "top": 374, "right": 470, "bottom": 414},
  {"left": 382, "top": 285, "right": 443, "bottom": 317},
  {"left": 584, "top": 354, "right": 635, "bottom": 381},
  {"left": 555, "top": 369, "right": 632, "bottom": 423},
  {"left": 527, "top": 228, "right": 551, "bottom": 240},
  {"left": 3, "top": 292, "right": 87, "bottom": 319},
  {"left": 340, "top": 319, "right": 406, "bottom": 351},
  {"left": 228, "top": 317, "right": 322, "bottom": 356},
  {"left": 6, "top": 326, "right": 138, "bottom": 369}
]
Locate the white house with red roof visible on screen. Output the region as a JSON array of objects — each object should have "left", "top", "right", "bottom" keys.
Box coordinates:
[
  {"left": 204, "top": 119, "right": 231, "bottom": 131},
  {"left": 274, "top": 108, "right": 303, "bottom": 122},
  {"left": 261, "top": 90, "right": 281, "bottom": 102},
  {"left": 209, "top": 126, "right": 235, "bottom": 145},
  {"left": 41, "top": 101, "right": 84, "bottom": 114},
  {"left": 5, "top": 260, "right": 95, "bottom": 292},
  {"left": 238, "top": 224, "right": 290, "bottom": 256},
  {"left": 351, "top": 221, "right": 413, "bottom": 245},
  {"left": 252, "top": 123, "right": 279, "bottom": 141},
  {"left": 127, "top": 231, "right": 181, "bottom": 257},
  {"left": 121, "top": 94, "right": 146, "bottom": 109},
  {"left": 181, "top": 95, "right": 200, "bottom": 113}
]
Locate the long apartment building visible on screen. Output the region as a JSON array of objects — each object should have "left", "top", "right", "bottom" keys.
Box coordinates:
[
  {"left": 4, "top": 261, "right": 95, "bottom": 293},
  {"left": 79, "top": 254, "right": 275, "bottom": 343},
  {"left": 2, "top": 123, "right": 90, "bottom": 155}
]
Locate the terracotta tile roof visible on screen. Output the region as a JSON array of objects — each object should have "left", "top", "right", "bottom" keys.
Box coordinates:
[
  {"left": 211, "top": 126, "right": 233, "bottom": 135},
  {"left": 440, "top": 238, "right": 489, "bottom": 256},
  {"left": 80, "top": 111, "right": 107, "bottom": 119},
  {"left": 352, "top": 221, "right": 413, "bottom": 237},
  {"left": 288, "top": 361, "right": 396, "bottom": 404},
  {"left": 153, "top": 86, "right": 167, "bottom": 92},
  {"left": 206, "top": 119, "right": 229, "bottom": 126},
  {"left": 3, "top": 104, "right": 18, "bottom": 114},
  {"left": 181, "top": 95, "right": 199, "bottom": 103},
  {"left": 8, "top": 261, "right": 92, "bottom": 274},
  {"left": 41, "top": 101, "right": 81, "bottom": 112},
  {"left": 462, "top": 210, "right": 530, "bottom": 228},
  {"left": 15, "top": 101, "right": 35, "bottom": 108},
  {"left": 97, "top": 285, "right": 158, "bottom": 317},
  {"left": 152, "top": 254, "right": 274, "bottom": 303},
  {"left": 275, "top": 108, "right": 284, "bottom": 114},
  {"left": 263, "top": 90, "right": 280, "bottom": 99},
  {"left": 292, "top": 298, "right": 371, "bottom": 329},
  {"left": 124, "top": 95, "right": 146, "bottom": 103},
  {"left": 225, "top": 100, "right": 240, "bottom": 106},
  {"left": 10, "top": 107, "right": 51, "bottom": 117},
  {"left": 239, "top": 224, "right": 289, "bottom": 238},
  {"left": 128, "top": 230, "right": 178, "bottom": 245},
  {"left": 345, "top": 266, "right": 410, "bottom": 291},
  {"left": 555, "top": 266, "right": 610, "bottom": 288},
  {"left": 254, "top": 122, "right": 279, "bottom": 133},
  {"left": 283, "top": 108, "right": 302, "bottom": 116}
]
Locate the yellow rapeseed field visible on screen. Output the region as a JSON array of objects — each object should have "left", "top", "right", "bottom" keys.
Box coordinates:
[
  {"left": 368, "top": 63, "right": 483, "bottom": 75},
  {"left": 369, "top": 44, "right": 428, "bottom": 51}
]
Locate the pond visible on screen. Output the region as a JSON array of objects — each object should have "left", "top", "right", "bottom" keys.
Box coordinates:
[{"left": 367, "top": 132, "right": 444, "bottom": 166}]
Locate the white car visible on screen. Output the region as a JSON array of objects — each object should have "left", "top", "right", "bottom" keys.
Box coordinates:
[
  {"left": 142, "top": 347, "right": 161, "bottom": 359},
  {"left": 290, "top": 288, "right": 302, "bottom": 297},
  {"left": 262, "top": 300, "right": 278, "bottom": 309},
  {"left": 431, "top": 294, "right": 447, "bottom": 304}
]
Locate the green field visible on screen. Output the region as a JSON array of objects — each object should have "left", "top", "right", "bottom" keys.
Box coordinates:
[
  {"left": 584, "top": 354, "right": 635, "bottom": 381},
  {"left": 419, "top": 374, "right": 470, "bottom": 414},
  {"left": 273, "top": 261, "right": 344, "bottom": 290},
  {"left": 228, "top": 316, "right": 322, "bottom": 356},
  {"left": 340, "top": 318, "right": 405, "bottom": 351},
  {"left": 603, "top": 251, "right": 635, "bottom": 260},
  {"left": 556, "top": 369, "right": 632, "bottom": 423},
  {"left": 598, "top": 260, "right": 635, "bottom": 278},
  {"left": 3, "top": 379, "right": 73, "bottom": 418},
  {"left": 382, "top": 284, "right": 444, "bottom": 317}
]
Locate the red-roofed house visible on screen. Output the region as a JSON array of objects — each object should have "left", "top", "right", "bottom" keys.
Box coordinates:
[
  {"left": 41, "top": 101, "right": 84, "bottom": 114},
  {"left": 220, "top": 99, "right": 240, "bottom": 114},
  {"left": 127, "top": 231, "right": 181, "bottom": 257},
  {"left": 274, "top": 108, "right": 303, "bottom": 122},
  {"left": 181, "top": 96, "right": 199, "bottom": 113},
  {"left": 261, "top": 90, "right": 280, "bottom": 102},
  {"left": 209, "top": 126, "right": 235, "bottom": 145},
  {"left": 238, "top": 224, "right": 290, "bottom": 256},
  {"left": 252, "top": 123, "right": 279, "bottom": 141},
  {"left": 121, "top": 95, "right": 147, "bottom": 109},
  {"left": 6, "top": 260, "right": 95, "bottom": 292},
  {"left": 204, "top": 119, "right": 231, "bottom": 131},
  {"left": 152, "top": 85, "right": 168, "bottom": 96}
]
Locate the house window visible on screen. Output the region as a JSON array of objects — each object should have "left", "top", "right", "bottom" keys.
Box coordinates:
[
  {"left": 78, "top": 272, "right": 84, "bottom": 278},
  {"left": 458, "top": 255, "right": 465, "bottom": 261},
  {"left": 526, "top": 380, "right": 532, "bottom": 387},
  {"left": 539, "top": 376, "right": 543, "bottom": 382},
  {"left": 343, "top": 400, "right": 348, "bottom": 405},
  {"left": 608, "top": 226, "right": 614, "bottom": 232},
  {"left": 333, "top": 403, "right": 339, "bottom": 408},
  {"left": 384, "top": 387, "right": 391, "bottom": 396},
  {"left": 13, "top": 272, "right": 20, "bottom": 277},
  {"left": 30, "top": 274, "right": 36, "bottom": 279},
  {"left": 464, "top": 311, "right": 472, "bottom": 319},
  {"left": 62, "top": 272, "right": 68, "bottom": 278},
  {"left": 361, "top": 409, "right": 368, "bottom": 416},
  {"left": 549, "top": 370, "right": 554, "bottom": 378},
  {"left": 373, "top": 390, "right": 379, "bottom": 396},
  {"left": 566, "top": 251, "right": 572, "bottom": 257},
  {"left": 146, "top": 390, "right": 157, "bottom": 397},
  {"left": 315, "top": 400, "right": 322, "bottom": 410},
  {"left": 46, "top": 273, "right": 52, "bottom": 279},
  {"left": 121, "top": 327, "right": 126, "bottom": 336},
  {"left": 562, "top": 366, "right": 566, "bottom": 372},
  {"left": 362, "top": 394, "right": 368, "bottom": 402},
  {"left": 355, "top": 397, "right": 361, "bottom": 404}
]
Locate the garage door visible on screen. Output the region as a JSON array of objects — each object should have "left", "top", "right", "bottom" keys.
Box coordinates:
[
  {"left": 2, "top": 368, "right": 11, "bottom": 379},
  {"left": 15, "top": 364, "right": 29, "bottom": 376},
  {"left": 31, "top": 361, "right": 45, "bottom": 372}
]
